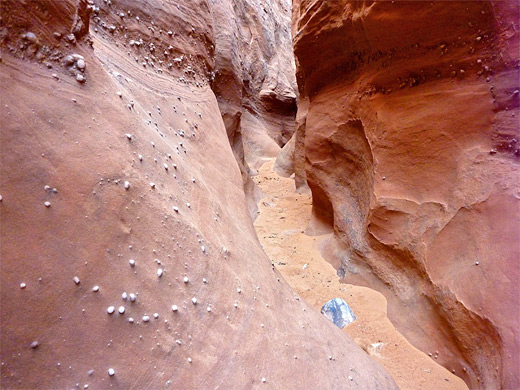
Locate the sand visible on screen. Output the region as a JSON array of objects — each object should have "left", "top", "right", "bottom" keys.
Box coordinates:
[{"left": 253, "top": 159, "right": 468, "bottom": 390}]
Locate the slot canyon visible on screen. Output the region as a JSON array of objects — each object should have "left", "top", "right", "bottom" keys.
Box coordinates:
[{"left": 0, "top": 0, "right": 518, "bottom": 389}]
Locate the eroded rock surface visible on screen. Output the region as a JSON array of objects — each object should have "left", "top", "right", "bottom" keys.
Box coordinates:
[
  {"left": 290, "top": 1, "right": 519, "bottom": 389},
  {"left": 0, "top": 0, "right": 396, "bottom": 389}
]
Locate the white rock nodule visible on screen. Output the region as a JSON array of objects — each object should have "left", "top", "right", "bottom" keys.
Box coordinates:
[
  {"left": 108, "top": 368, "right": 115, "bottom": 376},
  {"left": 107, "top": 306, "right": 115, "bottom": 314},
  {"left": 76, "top": 59, "right": 86, "bottom": 71}
]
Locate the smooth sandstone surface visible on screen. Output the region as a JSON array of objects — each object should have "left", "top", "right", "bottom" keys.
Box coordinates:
[
  {"left": 0, "top": 0, "right": 396, "bottom": 389},
  {"left": 289, "top": 1, "right": 519, "bottom": 389}
]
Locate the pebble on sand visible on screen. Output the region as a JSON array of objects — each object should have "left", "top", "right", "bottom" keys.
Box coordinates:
[
  {"left": 107, "top": 306, "right": 115, "bottom": 314},
  {"left": 44, "top": 201, "right": 51, "bottom": 207},
  {"left": 73, "top": 276, "right": 80, "bottom": 285},
  {"left": 108, "top": 368, "right": 115, "bottom": 376}
]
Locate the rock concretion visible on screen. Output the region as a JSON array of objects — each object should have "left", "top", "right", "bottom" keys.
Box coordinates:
[{"left": 0, "top": 0, "right": 397, "bottom": 389}]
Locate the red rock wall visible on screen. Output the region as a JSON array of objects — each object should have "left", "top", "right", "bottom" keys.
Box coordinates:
[
  {"left": 290, "top": 1, "right": 519, "bottom": 389},
  {"left": 0, "top": 0, "right": 397, "bottom": 389},
  {"left": 210, "top": 0, "right": 298, "bottom": 218}
]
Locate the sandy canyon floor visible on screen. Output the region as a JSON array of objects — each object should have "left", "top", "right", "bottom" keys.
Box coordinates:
[{"left": 253, "top": 160, "right": 468, "bottom": 390}]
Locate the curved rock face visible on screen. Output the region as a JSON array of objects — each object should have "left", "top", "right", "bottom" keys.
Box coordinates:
[
  {"left": 210, "top": 0, "right": 298, "bottom": 218},
  {"left": 291, "top": 1, "right": 519, "bottom": 389},
  {"left": 0, "top": 0, "right": 397, "bottom": 389}
]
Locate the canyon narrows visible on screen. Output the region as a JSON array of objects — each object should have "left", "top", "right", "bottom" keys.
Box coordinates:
[
  {"left": 0, "top": 0, "right": 395, "bottom": 389},
  {"left": 1, "top": 0, "right": 518, "bottom": 389}
]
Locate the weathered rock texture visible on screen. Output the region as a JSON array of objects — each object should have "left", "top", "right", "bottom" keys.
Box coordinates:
[
  {"left": 210, "top": 0, "right": 298, "bottom": 218},
  {"left": 289, "top": 1, "right": 519, "bottom": 389},
  {"left": 0, "top": 0, "right": 396, "bottom": 389}
]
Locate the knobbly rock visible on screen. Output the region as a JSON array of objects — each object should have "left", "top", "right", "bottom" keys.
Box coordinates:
[
  {"left": 76, "top": 59, "right": 86, "bottom": 71},
  {"left": 0, "top": 1, "right": 399, "bottom": 389},
  {"left": 23, "top": 32, "right": 38, "bottom": 44}
]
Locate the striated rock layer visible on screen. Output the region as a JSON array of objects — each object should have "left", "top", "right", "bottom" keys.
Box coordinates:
[
  {"left": 0, "top": 0, "right": 396, "bottom": 389},
  {"left": 288, "top": 1, "right": 519, "bottom": 389},
  {"left": 209, "top": 0, "right": 297, "bottom": 219}
]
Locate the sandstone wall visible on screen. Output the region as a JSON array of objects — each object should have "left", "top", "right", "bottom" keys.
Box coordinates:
[
  {"left": 290, "top": 1, "right": 519, "bottom": 389},
  {"left": 0, "top": 0, "right": 396, "bottom": 388}
]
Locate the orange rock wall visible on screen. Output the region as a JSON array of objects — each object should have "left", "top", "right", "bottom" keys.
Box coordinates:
[{"left": 291, "top": 1, "right": 519, "bottom": 389}]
